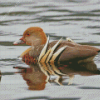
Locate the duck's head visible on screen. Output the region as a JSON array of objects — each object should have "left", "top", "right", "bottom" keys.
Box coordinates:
[{"left": 13, "top": 27, "right": 47, "bottom": 46}]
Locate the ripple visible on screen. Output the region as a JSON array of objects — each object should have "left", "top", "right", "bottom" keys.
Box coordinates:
[{"left": 0, "top": 0, "right": 100, "bottom": 100}]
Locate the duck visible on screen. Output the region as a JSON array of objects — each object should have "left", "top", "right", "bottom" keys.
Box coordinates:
[{"left": 13, "top": 27, "right": 100, "bottom": 65}]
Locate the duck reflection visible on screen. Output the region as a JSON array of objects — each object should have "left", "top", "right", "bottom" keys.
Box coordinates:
[
  {"left": 14, "top": 61, "right": 100, "bottom": 90},
  {"left": 14, "top": 64, "right": 47, "bottom": 90}
]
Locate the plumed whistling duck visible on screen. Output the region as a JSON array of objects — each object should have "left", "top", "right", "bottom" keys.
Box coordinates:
[{"left": 13, "top": 27, "right": 100, "bottom": 65}]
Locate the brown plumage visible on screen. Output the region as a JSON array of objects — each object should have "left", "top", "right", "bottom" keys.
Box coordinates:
[
  {"left": 48, "top": 41, "right": 100, "bottom": 63},
  {"left": 13, "top": 27, "right": 100, "bottom": 64}
]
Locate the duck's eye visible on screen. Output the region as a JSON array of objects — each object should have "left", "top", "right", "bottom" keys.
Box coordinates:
[{"left": 26, "top": 33, "right": 30, "bottom": 36}]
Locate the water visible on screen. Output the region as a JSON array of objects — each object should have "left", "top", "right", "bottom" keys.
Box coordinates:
[{"left": 0, "top": 0, "right": 100, "bottom": 100}]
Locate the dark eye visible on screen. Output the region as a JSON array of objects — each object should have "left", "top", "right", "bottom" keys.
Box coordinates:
[{"left": 26, "top": 33, "right": 30, "bottom": 36}]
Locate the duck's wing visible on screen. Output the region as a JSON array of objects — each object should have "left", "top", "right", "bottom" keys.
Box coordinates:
[{"left": 48, "top": 41, "right": 100, "bottom": 63}]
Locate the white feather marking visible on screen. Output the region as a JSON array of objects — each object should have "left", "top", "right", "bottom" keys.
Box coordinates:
[
  {"left": 54, "top": 75, "right": 63, "bottom": 86},
  {"left": 38, "top": 36, "right": 49, "bottom": 62},
  {"left": 68, "top": 75, "right": 74, "bottom": 85},
  {"left": 50, "top": 64, "right": 66, "bottom": 75},
  {"left": 40, "top": 49, "right": 51, "bottom": 63},
  {"left": 50, "top": 46, "right": 67, "bottom": 62},
  {"left": 46, "top": 38, "right": 62, "bottom": 63},
  {"left": 38, "top": 63, "right": 50, "bottom": 83},
  {"left": 66, "top": 37, "right": 74, "bottom": 42}
]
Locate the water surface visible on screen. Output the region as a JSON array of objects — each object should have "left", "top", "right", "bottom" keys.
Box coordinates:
[{"left": 0, "top": 0, "right": 100, "bottom": 100}]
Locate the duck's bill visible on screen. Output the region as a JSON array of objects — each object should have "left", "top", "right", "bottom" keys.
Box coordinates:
[{"left": 13, "top": 37, "right": 25, "bottom": 45}]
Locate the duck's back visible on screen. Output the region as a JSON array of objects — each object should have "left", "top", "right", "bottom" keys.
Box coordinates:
[{"left": 47, "top": 41, "right": 100, "bottom": 63}]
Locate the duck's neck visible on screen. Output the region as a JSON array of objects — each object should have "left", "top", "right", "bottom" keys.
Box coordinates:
[{"left": 40, "top": 32, "right": 47, "bottom": 45}]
